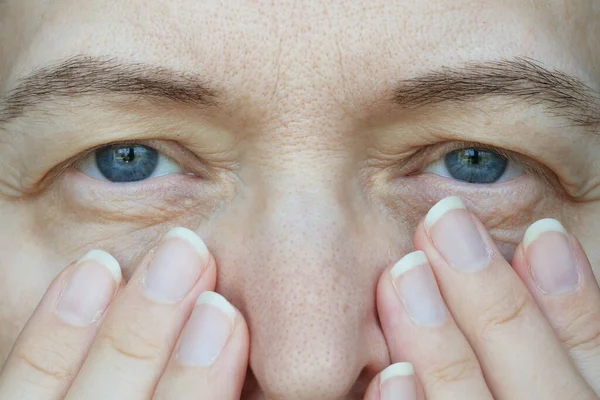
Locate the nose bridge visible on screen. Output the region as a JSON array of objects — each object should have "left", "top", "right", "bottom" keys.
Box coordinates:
[{"left": 240, "top": 168, "right": 371, "bottom": 399}]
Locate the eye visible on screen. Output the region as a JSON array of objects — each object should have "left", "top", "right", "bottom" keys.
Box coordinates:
[
  {"left": 424, "top": 147, "right": 524, "bottom": 184},
  {"left": 78, "top": 144, "right": 183, "bottom": 182}
]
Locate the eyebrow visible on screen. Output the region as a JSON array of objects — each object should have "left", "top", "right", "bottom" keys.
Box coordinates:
[
  {"left": 0, "top": 56, "right": 218, "bottom": 122},
  {"left": 392, "top": 58, "right": 600, "bottom": 127},
  {"left": 0, "top": 56, "right": 598, "bottom": 128}
]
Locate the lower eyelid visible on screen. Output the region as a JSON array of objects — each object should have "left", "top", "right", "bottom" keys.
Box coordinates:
[
  {"left": 66, "top": 169, "right": 205, "bottom": 206},
  {"left": 418, "top": 170, "right": 529, "bottom": 189}
]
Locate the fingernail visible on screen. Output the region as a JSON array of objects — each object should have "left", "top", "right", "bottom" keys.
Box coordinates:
[
  {"left": 143, "top": 227, "right": 208, "bottom": 303},
  {"left": 177, "top": 291, "right": 236, "bottom": 366},
  {"left": 380, "top": 363, "right": 417, "bottom": 400},
  {"left": 425, "top": 196, "right": 490, "bottom": 272},
  {"left": 57, "top": 250, "right": 122, "bottom": 326},
  {"left": 524, "top": 219, "right": 579, "bottom": 294},
  {"left": 391, "top": 251, "right": 448, "bottom": 327}
]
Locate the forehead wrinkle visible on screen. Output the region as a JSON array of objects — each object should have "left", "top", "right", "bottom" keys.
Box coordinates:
[{"left": 2, "top": 0, "right": 599, "bottom": 133}]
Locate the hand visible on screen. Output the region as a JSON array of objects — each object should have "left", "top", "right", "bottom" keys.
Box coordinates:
[
  {"left": 3, "top": 199, "right": 599, "bottom": 400},
  {"left": 0, "top": 228, "right": 249, "bottom": 400},
  {"left": 370, "top": 196, "right": 600, "bottom": 399}
]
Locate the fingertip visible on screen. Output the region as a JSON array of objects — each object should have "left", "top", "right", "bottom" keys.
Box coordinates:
[
  {"left": 423, "top": 196, "right": 466, "bottom": 231},
  {"left": 569, "top": 235, "right": 597, "bottom": 287},
  {"left": 196, "top": 291, "right": 237, "bottom": 322},
  {"left": 390, "top": 251, "right": 427, "bottom": 279},
  {"left": 163, "top": 227, "right": 210, "bottom": 264},
  {"left": 78, "top": 249, "right": 122, "bottom": 284},
  {"left": 213, "top": 295, "right": 250, "bottom": 396},
  {"left": 523, "top": 218, "right": 567, "bottom": 250},
  {"left": 155, "top": 292, "right": 249, "bottom": 399},
  {"left": 379, "top": 362, "right": 418, "bottom": 400},
  {"left": 412, "top": 218, "right": 430, "bottom": 256},
  {"left": 376, "top": 263, "right": 401, "bottom": 318},
  {"left": 380, "top": 362, "right": 415, "bottom": 382}
]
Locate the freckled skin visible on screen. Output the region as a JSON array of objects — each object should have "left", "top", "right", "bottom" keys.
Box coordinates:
[{"left": 0, "top": 1, "right": 599, "bottom": 398}]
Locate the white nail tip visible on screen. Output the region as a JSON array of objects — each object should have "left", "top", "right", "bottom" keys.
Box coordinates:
[
  {"left": 164, "top": 227, "right": 209, "bottom": 258},
  {"left": 391, "top": 251, "right": 428, "bottom": 279},
  {"left": 78, "top": 250, "right": 122, "bottom": 284},
  {"left": 523, "top": 218, "right": 567, "bottom": 249},
  {"left": 380, "top": 362, "right": 415, "bottom": 382},
  {"left": 424, "top": 196, "right": 466, "bottom": 229},
  {"left": 196, "top": 291, "right": 237, "bottom": 321}
]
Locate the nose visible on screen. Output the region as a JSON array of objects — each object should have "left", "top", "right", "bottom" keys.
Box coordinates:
[{"left": 211, "top": 166, "right": 392, "bottom": 399}]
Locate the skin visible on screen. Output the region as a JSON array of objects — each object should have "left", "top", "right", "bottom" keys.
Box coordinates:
[{"left": 0, "top": 0, "right": 599, "bottom": 399}]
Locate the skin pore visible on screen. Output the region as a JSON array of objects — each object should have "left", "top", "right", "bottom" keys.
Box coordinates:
[{"left": 0, "top": 0, "right": 599, "bottom": 398}]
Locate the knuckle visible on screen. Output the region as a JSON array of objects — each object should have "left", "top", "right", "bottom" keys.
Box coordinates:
[
  {"left": 560, "top": 310, "right": 600, "bottom": 355},
  {"left": 15, "top": 345, "right": 75, "bottom": 382},
  {"left": 475, "top": 289, "right": 533, "bottom": 339},
  {"left": 424, "top": 356, "right": 481, "bottom": 389},
  {"left": 100, "top": 321, "right": 163, "bottom": 361}
]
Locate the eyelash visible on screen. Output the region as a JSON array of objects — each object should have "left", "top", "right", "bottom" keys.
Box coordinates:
[
  {"left": 74, "top": 140, "right": 164, "bottom": 163},
  {"left": 32, "top": 140, "right": 193, "bottom": 191},
  {"left": 41, "top": 139, "right": 548, "bottom": 192},
  {"left": 403, "top": 141, "right": 543, "bottom": 180}
]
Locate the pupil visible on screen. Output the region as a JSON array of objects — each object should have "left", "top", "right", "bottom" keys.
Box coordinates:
[
  {"left": 116, "top": 147, "right": 136, "bottom": 163},
  {"left": 444, "top": 147, "right": 508, "bottom": 184},
  {"left": 95, "top": 144, "right": 159, "bottom": 183},
  {"left": 462, "top": 149, "right": 479, "bottom": 165}
]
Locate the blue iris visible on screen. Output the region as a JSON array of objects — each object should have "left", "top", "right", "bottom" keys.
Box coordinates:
[
  {"left": 96, "top": 145, "right": 159, "bottom": 182},
  {"left": 444, "top": 148, "right": 508, "bottom": 184}
]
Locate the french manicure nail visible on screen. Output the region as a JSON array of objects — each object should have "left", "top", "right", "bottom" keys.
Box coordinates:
[
  {"left": 177, "top": 291, "right": 236, "bottom": 366},
  {"left": 380, "top": 362, "right": 417, "bottom": 400},
  {"left": 524, "top": 219, "right": 579, "bottom": 294},
  {"left": 425, "top": 196, "right": 490, "bottom": 272},
  {"left": 143, "top": 227, "right": 208, "bottom": 303},
  {"left": 57, "top": 250, "right": 122, "bottom": 326},
  {"left": 391, "top": 251, "right": 448, "bottom": 327}
]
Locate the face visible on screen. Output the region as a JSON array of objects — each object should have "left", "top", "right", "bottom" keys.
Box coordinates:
[{"left": 1, "top": 0, "right": 599, "bottom": 398}]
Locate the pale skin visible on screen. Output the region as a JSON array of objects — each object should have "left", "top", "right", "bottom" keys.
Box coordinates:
[{"left": 0, "top": 0, "right": 600, "bottom": 399}]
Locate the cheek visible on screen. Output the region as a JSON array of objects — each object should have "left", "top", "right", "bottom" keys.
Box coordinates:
[
  {"left": 379, "top": 173, "right": 564, "bottom": 261},
  {"left": 568, "top": 200, "right": 600, "bottom": 282},
  {"left": 20, "top": 173, "right": 226, "bottom": 280},
  {"left": 0, "top": 207, "right": 63, "bottom": 364}
]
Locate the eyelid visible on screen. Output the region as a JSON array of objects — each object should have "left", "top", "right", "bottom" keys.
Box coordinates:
[
  {"left": 73, "top": 140, "right": 189, "bottom": 166},
  {"left": 34, "top": 139, "right": 209, "bottom": 193},
  {"left": 405, "top": 141, "right": 549, "bottom": 180}
]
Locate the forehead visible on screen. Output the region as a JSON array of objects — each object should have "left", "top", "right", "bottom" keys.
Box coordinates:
[{"left": 1, "top": 0, "right": 596, "bottom": 111}]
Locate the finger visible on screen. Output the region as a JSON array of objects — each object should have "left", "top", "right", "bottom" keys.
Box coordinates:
[
  {"left": 414, "top": 196, "right": 596, "bottom": 400},
  {"left": 0, "top": 251, "right": 121, "bottom": 400},
  {"left": 511, "top": 219, "right": 600, "bottom": 394},
  {"left": 363, "top": 363, "right": 422, "bottom": 400},
  {"left": 65, "top": 227, "right": 216, "bottom": 400},
  {"left": 377, "top": 251, "right": 493, "bottom": 400},
  {"left": 153, "top": 292, "right": 249, "bottom": 400}
]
